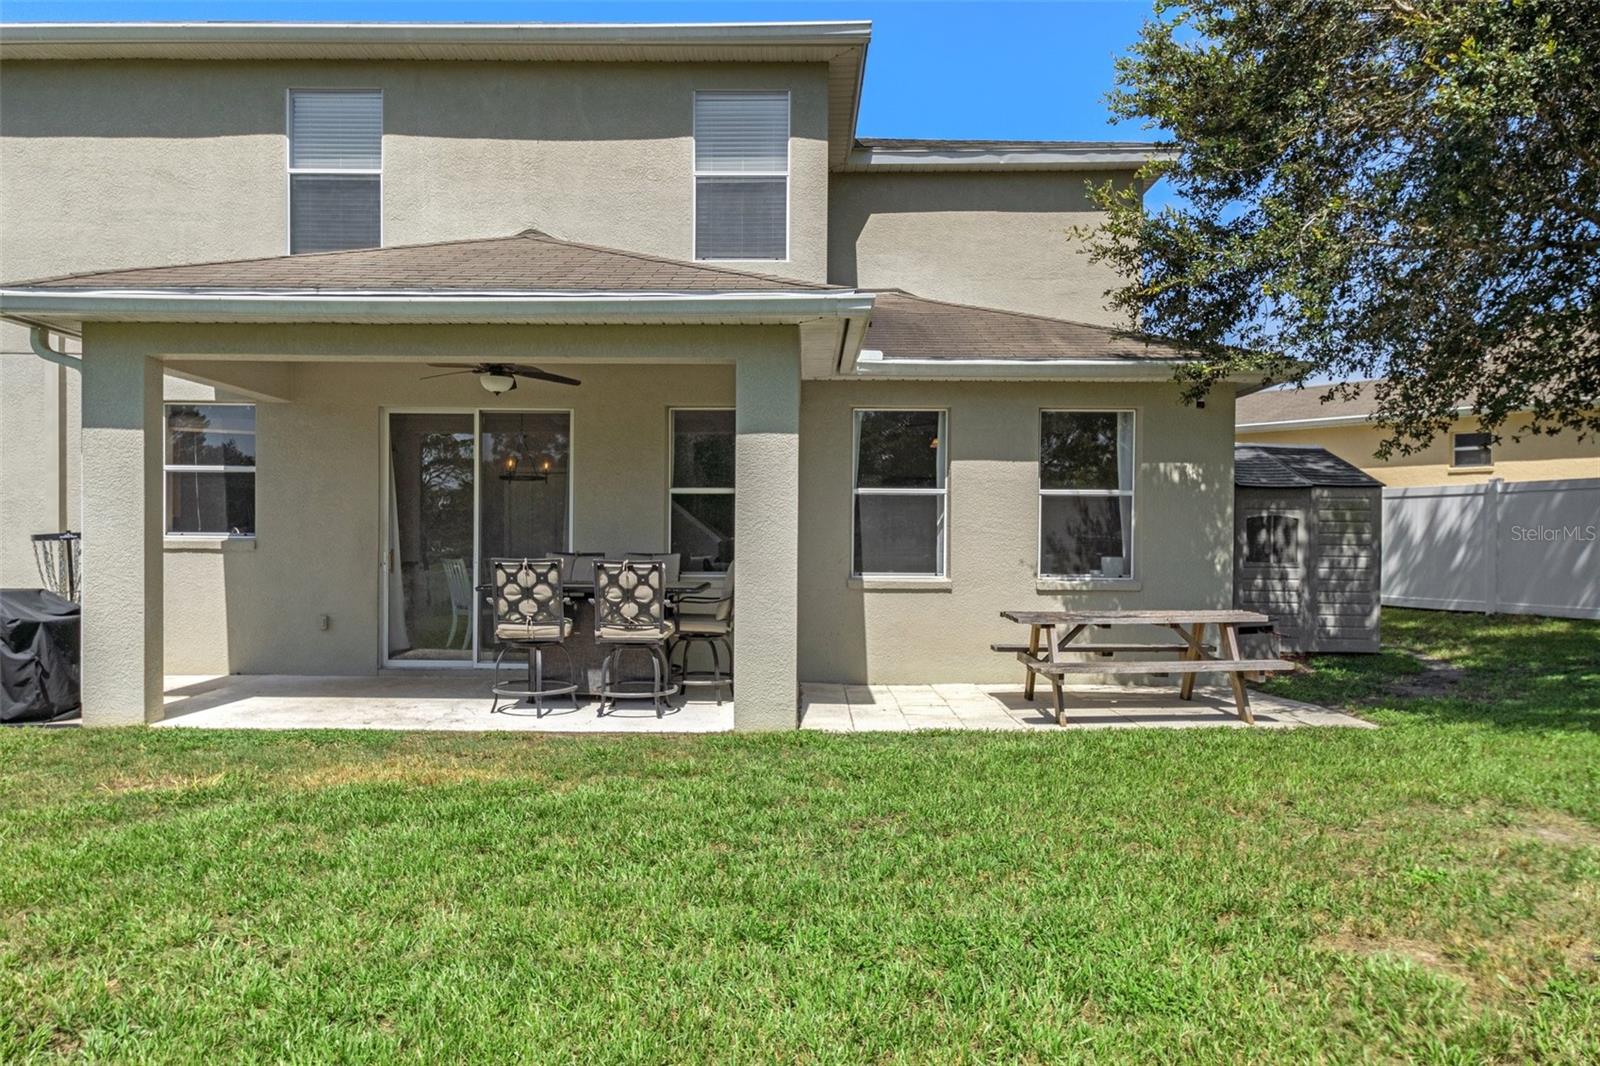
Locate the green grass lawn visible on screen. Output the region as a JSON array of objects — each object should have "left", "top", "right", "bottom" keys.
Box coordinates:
[{"left": 2, "top": 609, "right": 1597, "bottom": 1063}]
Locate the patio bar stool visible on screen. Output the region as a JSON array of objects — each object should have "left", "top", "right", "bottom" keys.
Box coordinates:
[
  {"left": 487, "top": 558, "right": 579, "bottom": 717},
  {"left": 670, "top": 560, "right": 734, "bottom": 704},
  {"left": 593, "top": 559, "right": 678, "bottom": 717}
]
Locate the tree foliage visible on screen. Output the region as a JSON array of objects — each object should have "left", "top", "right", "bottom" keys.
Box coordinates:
[{"left": 1091, "top": 0, "right": 1600, "bottom": 454}]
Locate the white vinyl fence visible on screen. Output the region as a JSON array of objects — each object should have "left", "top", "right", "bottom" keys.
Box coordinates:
[{"left": 1382, "top": 477, "right": 1599, "bottom": 620}]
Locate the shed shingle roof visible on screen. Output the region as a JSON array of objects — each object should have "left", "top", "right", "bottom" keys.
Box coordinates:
[
  {"left": 1234, "top": 444, "right": 1381, "bottom": 488},
  {"left": 863, "top": 290, "right": 1188, "bottom": 362},
  {"left": 7, "top": 229, "right": 839, "bottom": 294}
]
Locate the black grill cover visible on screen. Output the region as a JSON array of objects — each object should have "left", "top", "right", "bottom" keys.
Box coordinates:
[{"left": 1, "top": 589, "right": 81, "bottom": 722}]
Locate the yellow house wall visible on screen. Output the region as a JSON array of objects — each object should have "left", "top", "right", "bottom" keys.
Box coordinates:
[{"left": 1237, "top": 414, "right": 1600, "bottom": 488}]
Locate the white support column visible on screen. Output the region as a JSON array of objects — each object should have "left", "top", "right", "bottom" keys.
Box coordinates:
[
  {"left": 732, "top": 344, "right": 802, "bottom": 730},
  {"left": 79, "top": 349, "right": 164, "bottom": 725}
]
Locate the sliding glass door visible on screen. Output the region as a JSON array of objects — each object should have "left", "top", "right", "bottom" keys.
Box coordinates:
[
  {"left": 384, "top": 410, "right": 571, "bottom": 665},
  {"left": 386, "top": 413, "right": 475, "bottom": 661}
]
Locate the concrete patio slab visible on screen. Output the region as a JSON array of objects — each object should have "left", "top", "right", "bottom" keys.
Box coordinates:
[
  {"left": 159, "top": 673, "right": 735, "bottom": 733},
  {"left": 803, "top": 682, "right": 1371, "bottom": 732},
  {"left": 153, "top": 675, "right": 1368, "bottom": 734}
]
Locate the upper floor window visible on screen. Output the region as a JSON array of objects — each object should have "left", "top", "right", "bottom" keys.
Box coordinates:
[
  {"left": 1452, "top": 431, "right": 1492, "bottom": 468},
  {"left": 166, "top": 404, "right": 256, "bottom": 536},
  {"left": 288, "top": 89, "right": 382, "bottom": 254},
  {"left": 693, "top": 91, "right": 789, "bottom": 261},
  {"left": 1039, "top": 411, "right": 1134, "bottom": 579}
]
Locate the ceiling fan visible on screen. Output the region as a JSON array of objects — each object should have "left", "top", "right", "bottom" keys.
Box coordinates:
[{"left": 421, "top": 362, "right": 582, "bottom": 393}]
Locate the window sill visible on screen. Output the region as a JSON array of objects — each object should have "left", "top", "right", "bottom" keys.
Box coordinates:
[
  {"left": 1035, "top": 577, "right": 1141, "bottom": 592},
  {"left": 848, "top": 576, "right": 952, "bottom": 592},
  {"left": 164, "top": 536, "right": 256, "bottom": 553},
  {"left": 1448, "top": 466, "right": 1494, "bottom": 475}
]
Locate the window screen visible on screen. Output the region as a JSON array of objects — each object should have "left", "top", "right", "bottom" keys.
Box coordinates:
[
  {"left": 165, "top": 404, "right": 256, "bottom": 536},
  {"left": 694, "top": 92, "right": 788, "bottom": 260},
  {"left": 670, "top": 409, "right": 735, "bottom": 573},
  {"left": 853, "top": 410, "right": 947, "bottom": 576},
  {"left": 289, "top": 89, "right": 382, "bottom": 254},
  {"left": 1452, "top": 432, "right": 1493, "bottom": 468},
  {"left": 1039, "top": 411, "right": 1134, "bottom": 578}
]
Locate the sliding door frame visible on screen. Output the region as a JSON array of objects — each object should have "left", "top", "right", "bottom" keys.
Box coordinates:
[{"left": 379, "top": 406, "right": 575, "bottom": 669}]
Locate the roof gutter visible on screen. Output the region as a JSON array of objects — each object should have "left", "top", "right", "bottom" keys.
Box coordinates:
[
  {"left": 844, "top": 144, "right": 1175, "bottom": 172},
  {"left": 28, "top": 324, "right": 81, "bottom": 369},
  {"left": 0, "top": 20, "right": 876, "bottom": 50},
  {"left": 851, "top": 350, "right": 1224, "bottom": 382},
  {"left": 0, "top": 288, "right": 877, "bottom": 328}
]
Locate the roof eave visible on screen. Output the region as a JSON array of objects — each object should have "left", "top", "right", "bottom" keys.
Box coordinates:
[
  {"left": 843, "top": 145, "right": 1175, "bottom": 173},
  {"left": 848, "top": 350, "right": 1223, "bottom": 381},
  {"left": 0, "top": 20, "right": 875, "bottom": 49},
  {"left": 0, "top": 288, "right": 876, "bottom": 331}
]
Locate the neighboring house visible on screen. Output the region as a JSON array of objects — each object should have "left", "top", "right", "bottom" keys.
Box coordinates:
[
  {"left": 1236, "top": 382, "right": 1600, "bottom": 488},
  {"left": 0, "top": 20, "right": 1243, "bottom": 730}
]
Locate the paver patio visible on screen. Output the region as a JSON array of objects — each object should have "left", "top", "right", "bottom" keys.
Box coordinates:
[
  {"left": 155, "top": 674, "right": 1370, "bottom": 732},
  {"left": 799, "top": 682, "right": 1371, "bottom": 731}
]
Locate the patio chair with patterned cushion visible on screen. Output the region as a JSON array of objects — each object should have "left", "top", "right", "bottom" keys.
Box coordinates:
[
  {"left": 670, "top": 559, "right": 733, "bottom": 705},
  {"left": 593, "top": 559, "right": 678, "bottom": 717},
  {"left": 488, "top": 558, "right": 578, "bottom": 717}
]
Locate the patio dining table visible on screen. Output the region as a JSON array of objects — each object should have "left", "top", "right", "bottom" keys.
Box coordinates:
[{"left": 996, "top": 609, "right": 1295, "bottom": 725}]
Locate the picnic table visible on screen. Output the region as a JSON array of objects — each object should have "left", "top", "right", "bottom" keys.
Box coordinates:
[{"left": 995, "top": 609, "right": 1295, "bottom": 725}]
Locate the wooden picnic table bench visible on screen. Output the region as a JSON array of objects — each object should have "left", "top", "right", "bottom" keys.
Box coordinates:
[{"left": 996, "top": 609, "right": 1295, "bottom": 725}]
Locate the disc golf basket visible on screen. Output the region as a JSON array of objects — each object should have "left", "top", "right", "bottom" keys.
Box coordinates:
[{"left": 32, "top": 531, "right": 81, "bottom": 602}]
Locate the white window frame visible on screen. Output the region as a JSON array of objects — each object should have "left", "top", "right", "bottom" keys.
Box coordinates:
[
  {"left": 691, "top": 89, "right": 791, "bottom": 262},
  {"left": 286, "top": 88, "right": 383, "bottom": 254},
  {"left": 1451, "top": 431, "right": 1493, "bottom": 469},
  {"left": 1037, "top": 408, "right": 1136, "bottom": 579},
  {"left": 851, "top": 408, "right": 948, "bottom": 579},
  {"left": 163, "top": 401, "right": 257, "bottom": 539},
  {"left": 667, "top": 407, "right": 735, "bottom": 576}
]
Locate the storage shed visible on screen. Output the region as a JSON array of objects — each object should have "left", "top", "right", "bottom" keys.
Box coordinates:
[{"left": 1234, "top": 444, "right": 1383, "bottom": 653}]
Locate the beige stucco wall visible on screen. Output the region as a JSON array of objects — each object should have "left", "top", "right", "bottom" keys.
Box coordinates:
[
  {"left": 0, "top": 59, "right": 830, "bottom": 281},
  {"left": 828, "top": 170, "right": 1134, "bottom": 322},
  {"left": 0, "top": 57, "right": 831, "bottom": 591},
  {"left": 797, "top": 379, "right": 1237, "bottom": 683},
  {"left": 1237, "top": 414, "right": 1600, "bottom": 488}
]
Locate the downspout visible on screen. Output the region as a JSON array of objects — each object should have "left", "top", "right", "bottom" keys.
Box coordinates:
[{"left": 29, "top": 325, "right": 81, "bottom": 369}]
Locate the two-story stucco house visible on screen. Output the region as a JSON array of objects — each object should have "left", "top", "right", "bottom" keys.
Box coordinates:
[{"left": 0, "top": 21, "right": 1246, "bottom": 729}]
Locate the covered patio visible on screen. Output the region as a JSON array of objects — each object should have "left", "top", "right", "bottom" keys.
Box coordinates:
[
  {"left": 154, "top": 674, "right": 1368, "bottom": 733},
  {"left": 4, "top": 230, "right": 875, "bottom": 731}
]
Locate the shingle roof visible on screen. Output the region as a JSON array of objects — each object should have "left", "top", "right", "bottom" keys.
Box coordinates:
[
  {"left": 1235, "top": 382, "right": 1383, "bottom": 426},
  {"left": 7, "top": 229, "right": 840, "bottom": 294},
  {"left": 863, "top": 290, "right": 1189, "bottom": 362},
  {"left": 1234, "top": 444, "right": 1381, "bottom": 488}
]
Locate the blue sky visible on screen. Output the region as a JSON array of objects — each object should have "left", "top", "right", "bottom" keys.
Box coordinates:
[{"left": 1, "top": 1, "right": 1162, "bottom": 143}]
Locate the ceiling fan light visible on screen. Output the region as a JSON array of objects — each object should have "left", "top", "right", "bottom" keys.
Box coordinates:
[{"left": 481, "top": 372, "right": 516, "bottom": 394}]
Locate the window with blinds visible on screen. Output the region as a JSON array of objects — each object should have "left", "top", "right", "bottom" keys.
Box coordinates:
[
  {"left": 288, "top": 89, "right": 382, "bottom": 254},
  {"left": 693, "top": 91, "right": 789, "bottom": 261}
]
